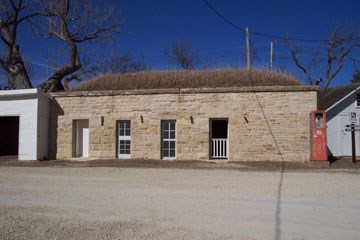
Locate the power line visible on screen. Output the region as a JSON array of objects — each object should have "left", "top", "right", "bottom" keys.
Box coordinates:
[
  {"left": 201, "top": 0, "right": 245, "bottom": 33},
  {"left": 200, "top": 46, "right": 245, "bottom": 53},
  {"left": 201, "top": 0, "right": 328, "bottom": 43}
]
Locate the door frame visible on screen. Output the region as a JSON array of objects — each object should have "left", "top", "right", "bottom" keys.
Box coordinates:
[
  {"left": 72, "top": 119, "right": 89, "bottom": 158},
  {"left": 116, "top": 120, "right": 131, "bottom": 159},
  {"left": 209, "top": 118, "right": 229, "bottom": 160}
]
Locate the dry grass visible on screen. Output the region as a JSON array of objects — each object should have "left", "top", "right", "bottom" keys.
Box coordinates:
[{"left": 72, "top": 69, "right": 302, "bottom": 91}]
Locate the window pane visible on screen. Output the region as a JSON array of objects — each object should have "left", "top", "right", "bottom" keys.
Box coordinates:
[
  {"left": 125, "top": 129, "right": 130, "bottom": 136},
  {"left": 163, "top": 130, "right": 169, "bottom": 139},
  {"left": 119, "top": 129, "right": 124, "bottom": 136},
  {"left": 163, "top": 141, "right": 169, "bottom": 149},
  {"left": 170, "top": 141, "right": 175, "bottom": 149},
  {"left": 170, "top": 150, "right": 175, "bottom": 157},
  {"left": 163, "top": 149, "right": 169, "bottom": 157},
  {"left": 170, "top": 131, "right": 175, "bottom": 139},
  {"left": 170, "top": 122, "right": 175, "bottom": 130}
]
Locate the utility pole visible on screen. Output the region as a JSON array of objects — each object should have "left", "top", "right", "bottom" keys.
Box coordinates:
[
  {"left": 270, "top": 41, "right": 274, "bottom": 71},
  {"left": 246, "top": 27, "right": 250, "bottom": 70}
]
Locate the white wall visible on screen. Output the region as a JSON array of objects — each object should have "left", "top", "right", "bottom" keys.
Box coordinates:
[
  {"left": 327, "top": 91, "right": 360, "bottom": 157},
  {"left": 0, "top": 89, "right": 52, "bottom": 160}
]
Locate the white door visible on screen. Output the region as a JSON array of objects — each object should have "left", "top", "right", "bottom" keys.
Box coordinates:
[
  {"left": 118, "top": 121, "right": 131, "bottom": 159},
  {"left": 74, "top": 120, "right": 89, "bottom": 157},
  {"left": 82, "top": 128, "right": 89, "bottom": 157}
]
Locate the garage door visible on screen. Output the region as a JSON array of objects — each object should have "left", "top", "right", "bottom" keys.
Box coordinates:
[{"left": 0, "top": 116, "right": 19, "bottom": 156}]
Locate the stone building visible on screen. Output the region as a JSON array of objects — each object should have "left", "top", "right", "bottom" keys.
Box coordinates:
[{"left": 47, "top": 70, "right": 317, "bottom": 162}]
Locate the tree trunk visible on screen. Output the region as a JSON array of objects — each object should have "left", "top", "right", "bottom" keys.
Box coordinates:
[
  {"left": 39, "top": 63, "right": 81, "bottom": 92},
  {"left": 4, "top": 45, "right": 32, "bottom": 89}
]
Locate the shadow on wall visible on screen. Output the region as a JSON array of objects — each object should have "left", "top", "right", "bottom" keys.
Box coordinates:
[{"left": 48, "top": 100, "right": 64, "bottom": 159}]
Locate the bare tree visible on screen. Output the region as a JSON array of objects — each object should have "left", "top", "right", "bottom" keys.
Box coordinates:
[
  {"left": 0, "top": 0, "right": 34, "bottom": 89},
  {"left": 98, "top": 51, "right": 150, "bottom": 74},
  {"left": 286, "top": 25, "right": 359, "bottom": 89},
  {"left": 350, "top": 70, "right": 360, "bottom": 84},
  {"left": 163, "top": 38, "right": 199, "bottom": 70},
  {"left": 36, "top": 0, "right": 125, "bottom": 92}
]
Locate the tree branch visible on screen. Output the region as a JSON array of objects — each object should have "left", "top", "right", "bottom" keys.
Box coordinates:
[{"left": 287, "top": 41, "right": 314, "bottom": 85}]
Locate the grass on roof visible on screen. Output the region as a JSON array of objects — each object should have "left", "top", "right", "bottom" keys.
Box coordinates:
[{"left": 72, "top": 69, "right": 302, "bottom": 92}]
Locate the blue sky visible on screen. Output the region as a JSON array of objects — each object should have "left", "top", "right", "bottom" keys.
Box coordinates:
[{"left": 12, "top": 0, "right": 360, "bottom": 88}]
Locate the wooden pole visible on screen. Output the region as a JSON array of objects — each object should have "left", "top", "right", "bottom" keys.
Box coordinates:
[
  {"left": 246, "top": 27, "right": 250, "bottom": 70},
  {"left": 351, "top": 124, "right": 356, "bottom": 163},
  {"left": 270, "top": 41, "right": 274, "bottom": 71}
]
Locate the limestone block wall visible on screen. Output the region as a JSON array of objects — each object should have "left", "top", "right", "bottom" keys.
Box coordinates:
[{"left": 49, "top": 86, "right": 317, "bottom": 161}]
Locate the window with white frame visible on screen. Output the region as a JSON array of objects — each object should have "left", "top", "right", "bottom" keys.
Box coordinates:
[
  {"left": 161, "top": 120, "right": 176, "bottom": 159},
  {"left": 117, "top": 120, "right": 131, "bottom": 158},
  {"left": 357, "top": 93, "right": 360, "bottom": 107}
]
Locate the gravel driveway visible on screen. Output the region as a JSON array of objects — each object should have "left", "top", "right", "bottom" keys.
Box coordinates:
[{"left": 0, "top": 167, "right": 359, "bottom": 240}]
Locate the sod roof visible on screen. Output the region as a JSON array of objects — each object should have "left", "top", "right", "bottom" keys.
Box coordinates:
[{"left": 72, "top": 69, "right": 302, "bottom": 92}]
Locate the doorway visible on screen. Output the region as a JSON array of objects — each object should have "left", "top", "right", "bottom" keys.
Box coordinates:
[
  {"left": 210, "top": 119, "right": 228, "bottom": 159},
  {"left": 0, "top": 116, "right": 19, "bottom": 156},
  {"left": 73, "top": 120, "right": 89, "bottom": 157}
]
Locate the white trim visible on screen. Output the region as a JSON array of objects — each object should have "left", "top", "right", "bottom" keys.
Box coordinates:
[
  {"left": 326, "top": 86, "right": 360, "bottom": 112},
  {"left": 161, "top": 120, "right": 176, "bottom": 159},
  {"left": 117, "top": 120, "right": 131, "bottom": 159},
  {"left": 0, "top": 88, "right": 52, "bottom": 100}
]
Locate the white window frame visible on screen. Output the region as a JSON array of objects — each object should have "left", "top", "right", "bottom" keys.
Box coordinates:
[
  {"left": 117, "top": 120, "right": 131, "bottom": 159},
  {"left": 161, "top": 120, "right": 176, "bottom": 159}
]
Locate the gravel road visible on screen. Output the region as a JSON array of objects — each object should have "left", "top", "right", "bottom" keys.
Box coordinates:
[{"left": 0, "top": 167, "right": 359, "bottom": 240}]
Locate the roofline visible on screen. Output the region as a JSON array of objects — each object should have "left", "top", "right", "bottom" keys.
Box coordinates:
[
  {"left": 325, "top": 85, "right": 360, "bottom": 112},
  {"left": 51, "top": 85, "right": 318, "bottom": 98},
  {"left": 0, "top": 88, "right": 53, "bottom": 100}
]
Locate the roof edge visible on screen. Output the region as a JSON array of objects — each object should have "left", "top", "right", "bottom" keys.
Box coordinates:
[
  {"left": 0, "top": 88, "right": 53, "bottom": 99},
  {"left": 325, "top": 86, "right": 360, "bottom": 112},
  {"left": 52, "top": 85, "right": 318, "bottom": 98}
]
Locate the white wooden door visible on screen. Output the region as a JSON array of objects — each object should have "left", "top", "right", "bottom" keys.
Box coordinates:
[
  {"left": 74, "top": 120, "right": 89, "bottom": 158},
  {"left": 82, "top": 128, "right": 89, "bottom": 157}
]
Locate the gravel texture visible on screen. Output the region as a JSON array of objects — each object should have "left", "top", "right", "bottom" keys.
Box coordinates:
[{"left": 1, "top": 165, "right": 360, "bottom": 240}]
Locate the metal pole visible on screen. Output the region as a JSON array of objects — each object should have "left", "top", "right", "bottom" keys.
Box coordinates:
[
  {"left": 351, "top": 124, "right": 356, "bottom": 163},
  {"left": 270, "top": 41, "right": 274, "bottom": 71},
  {"left": 246, "top": 27, "right": 250, "bottom": 70}
]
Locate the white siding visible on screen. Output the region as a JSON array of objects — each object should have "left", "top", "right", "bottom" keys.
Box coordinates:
[
  {"left": 0, "top": 89, "right": 52, "bottom": 160},
  {"left": 327, "top": 91, "right": 360, "bottom": 157}
]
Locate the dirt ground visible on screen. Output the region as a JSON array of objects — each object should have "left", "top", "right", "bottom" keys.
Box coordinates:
[
  {"left": 0, "top": 158, "right": 360, "bottom": 239},
  {"left": 0, "top": 155, "right": 359, "bottom": 171}
]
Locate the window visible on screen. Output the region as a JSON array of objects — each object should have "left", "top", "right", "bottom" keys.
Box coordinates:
[
  {"left": 314, "top": 113, "right": 323, "bottom": 128},
  {"left": 357, "top": 93, "right": 360, "bottom": 107},
  {"left": 117, "top": 121, "right": 131, "bottom": 158},
  {"left": 161, "top": 120, "right": 176, "bottom": 159}
]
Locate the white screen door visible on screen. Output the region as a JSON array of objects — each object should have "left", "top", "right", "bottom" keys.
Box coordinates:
[{"left": 118, "top": 121, "right": 131, "bottom": 158}]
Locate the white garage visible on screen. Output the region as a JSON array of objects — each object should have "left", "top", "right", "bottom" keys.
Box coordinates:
[{"left": 0, "top": 89, "right": 52, "bottom": 160}]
